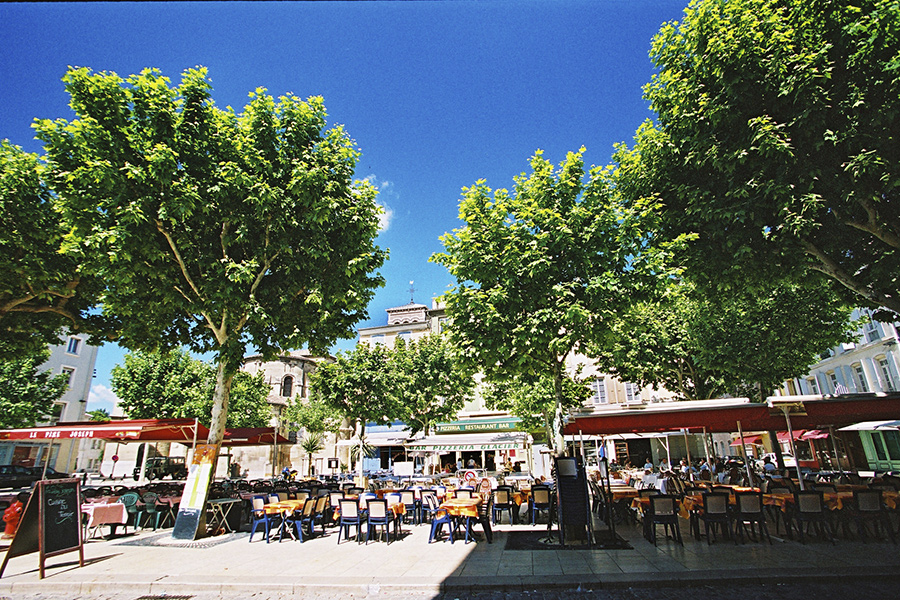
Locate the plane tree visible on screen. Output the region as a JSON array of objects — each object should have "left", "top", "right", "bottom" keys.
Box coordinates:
[
  {"left": 617, "top": 0, "right": 900, "bottom": 314},
  {"left": 36, "top": 67, "right": 386, "bottom": 448}
]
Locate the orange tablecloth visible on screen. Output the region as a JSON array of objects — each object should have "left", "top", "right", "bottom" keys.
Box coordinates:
[
  {"left": 439, "top": 497, "right": 482, "bottom": 519},
  {"left": 610, "top": 486, "right": 639, "bottom": 502},
  {"left": 264, "top": 499, "right": 307, "bottom": 515}
]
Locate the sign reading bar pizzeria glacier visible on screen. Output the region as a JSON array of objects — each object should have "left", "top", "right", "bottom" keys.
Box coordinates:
[{"left": 407, "top": 442, "right": 521, "bottom": 452}]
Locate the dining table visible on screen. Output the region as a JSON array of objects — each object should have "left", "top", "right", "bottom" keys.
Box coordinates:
[
  {"left": 438, "top": 495, "right": 491, "bottom": 543},
  {"left": 81, "top": 502, "right": 127, "bottom": 540}
]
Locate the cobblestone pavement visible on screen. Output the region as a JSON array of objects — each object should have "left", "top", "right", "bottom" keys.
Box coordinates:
[{"left": 7, "top": 581, "right": 900, "bottom": 600}]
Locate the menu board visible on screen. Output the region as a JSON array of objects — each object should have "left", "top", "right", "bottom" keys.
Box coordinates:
[
  {"left": 173, "top": 443, "right": 219, "bottom": 540},
  {"left": 0, "top": 478, "right": 84, "bottom": 579}
]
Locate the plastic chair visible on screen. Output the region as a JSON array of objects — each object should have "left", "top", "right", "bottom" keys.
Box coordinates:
[
  {"left": 336, "top": 499, "right": 364, "bottom": 544},
  {"left": 428, "top": 507, "right": 454, "bottom": 543},
  {"left": 793, "top": 491, "right": 836, "bottom": 544},
  {"left": 699, "top": 492, "right": 732, "bottom": 545},
  {"left": 311, "top": 495, "right": 329, "bottom": 537},
  {"left": 530, "top": 485, "right": 553, "bottom": 525},
  {"left": 400, "top": 491, "right": 418, "bottom": 525},
  {"left": 647, "top": 495, "right": 683, "bottom": 546},
  {"left": 853, "top": 489, "right": 896, "bottom": 543},
  {"left": 248, "top": 497, "right": 273, "bottom": 542},
  {"left": 733, "top": 492, "right": 771, "bottom": 544},
  {"left": 138, "top": 493, "right": 162, "bottom": 530},
  {"left": 492, "top": 487, "right": 515, "bottom": 525},
  {"left": 365, "top": 499, "right": 395, "bottom": 544}
]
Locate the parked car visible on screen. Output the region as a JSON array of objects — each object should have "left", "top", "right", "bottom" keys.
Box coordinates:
[
  {"left": 0, "top": 464, "right": 39, "bottom": 489},
  {"left": 28, "top": 466, "right": 69, "bottom": 480},
  {"left": 133, "top": 456, "right": 188, "bottom": 480},
  {"left": 758, "top": 453, "right": 796, "bottom": 468}
]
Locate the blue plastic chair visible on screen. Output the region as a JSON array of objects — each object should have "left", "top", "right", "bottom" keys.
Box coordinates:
[
  {"left": 365, "top": 499, "right": 395, "bottom": 544},
  {"left": 336, "top": 499, "right": 364, "bottom": 544},
  {"left": 530, "top": 485, "right": 553, "bottom": 525},
  {"left": 248, "top": 496, "right": 273, "bottom": 543},
  {"left": 492, "top": 487, "right": 515, "bottom": 525},
  {"left": 428, "top": 507, "right": 454, "bottom": 543}
]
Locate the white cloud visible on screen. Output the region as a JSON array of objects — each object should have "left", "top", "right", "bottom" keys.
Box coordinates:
[
  {"left": 361, "top": 174, "right": 395, "bottom": 233},
  {"left": 87, "top": 383, "right": 122, "bottom": 416}
]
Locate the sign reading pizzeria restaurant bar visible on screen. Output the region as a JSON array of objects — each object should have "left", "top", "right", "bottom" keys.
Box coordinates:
[{"left": 433, "top": 417, "right": 521, "bottom": 434}]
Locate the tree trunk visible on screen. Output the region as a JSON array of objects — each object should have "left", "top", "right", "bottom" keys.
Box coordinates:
[
  {"left": 207, "top": 357, "right": 236, "bottom": 445},
  {"left": 552, "top": 367, "right": 566, "bottom": 456}
]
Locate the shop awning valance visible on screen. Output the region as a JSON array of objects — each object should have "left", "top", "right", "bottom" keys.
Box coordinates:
[
  {"left": 0, "top": 418, "right": 209, "bottom": 443},
  {"left": 730, "top": 434, "right": 763, "bottom": 446},
  {"left": 405, "top": 432, "right": 528, "bottom": 452}
]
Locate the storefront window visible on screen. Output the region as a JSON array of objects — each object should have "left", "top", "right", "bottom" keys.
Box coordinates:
[
  {"left": 882, "top": 430, "right": 900, "bottom": 461},
  {"left": 871, "top": 432, "right": 888, "bottom": 460}
]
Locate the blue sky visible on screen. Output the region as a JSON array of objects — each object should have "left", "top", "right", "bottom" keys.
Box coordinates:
[{"left": 0, "top": 1, "right": 689, "bottom": 414}]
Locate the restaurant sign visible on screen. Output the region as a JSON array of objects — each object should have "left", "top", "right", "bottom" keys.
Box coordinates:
[
  {"left": 406, "top": 442, "right": 521, "bottom": 452},
  {"left": 434, "top": 418, "right": 520, "bottom": 434}
]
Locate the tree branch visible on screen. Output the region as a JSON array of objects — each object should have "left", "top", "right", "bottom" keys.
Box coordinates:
[
  {"left": 802, "top": 239, "right": 900, "bottom": 314},
  {"left": 843, "top": 197, "right": 900, "bottom": 250},
  {"left": 155, "top": 219, "right": 205, "bottom": 302}
]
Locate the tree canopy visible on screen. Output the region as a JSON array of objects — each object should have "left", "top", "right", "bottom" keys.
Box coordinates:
[
  {"left": 0, "top": 348, "right": 69, "bottom": 429},
  {"left": 617, "top": 0, "right": 900, "bottom": 314},
  {"left": 111, "top": 349, "right": 273, "bottom": 428},
  {"left": 35, "top": 67, "right": 386, "bottom": 444},
  {"left": 392, "top": 335, "right": 472, "bottom": 436},
  {"left": 594, "top": 279, "right": 855, "bottom": 401},
  {"left": 0, "top": 142, "right": 100, "bottom": 359},
  {"left": 433, "top": 149, "right": 654, "bottom": 451}
]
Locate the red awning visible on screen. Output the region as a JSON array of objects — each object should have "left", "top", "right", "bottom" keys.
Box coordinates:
[
  {"left": 801, "top": 429, "right": 830, "bottom": 440},
  {"left": 776, "top": 430, "right": 805, "bottom": 442},
  {"left": 0, "top": 419, "right": 209, "bottom": 443},
  {"left": 730, "top": 434, "right": 762, "bottom": 446},
  {"left": 565, "top": 394, "right": 900, "bottom": 436}
]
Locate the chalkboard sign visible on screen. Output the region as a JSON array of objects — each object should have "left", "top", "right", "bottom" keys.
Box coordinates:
[
  {"left": 0, "top": 478, "right": 84, "bottom": 579},
  {"left": 42, "top": 480, "right": 81, "bottom": 555}
]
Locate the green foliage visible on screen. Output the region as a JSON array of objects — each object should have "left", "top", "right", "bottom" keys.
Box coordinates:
[
  {"left": 283, "top": 394, "right": 342, "bottom": 435},
  {"left": 299, "top": 431, "right": 326, "bottom": 477},
  {"left": 594, "top": 280, "right": 855, "bottom": 401},
  {"left": 309, "top": 343, "right": 398, "bottom": 435},
  {"left": 0, "top": 349, "right": 69, "bottom": 428},
  {"left": 618, "top": 0, "right": 900, "bottom": 314},
  {"left": 110, "top": 349, "right": 272, "bottom": 427},
  {"left": 34, "top": 67, "right": 386, "bottom": 443},
  {"left": 86, "top": 408, "right": 111, "bottom": 422},
  {"left": 0, "top": 142, "right": 101, "bottom": 359},
  {"left": 433, "top": 149, "right": 654, "bottom": 450},
  {"left": 483, "top": 374, "right": 589, "bottom": 442},
  {"left": 392, "top": 335, "right": 472, "bottom": 436}
]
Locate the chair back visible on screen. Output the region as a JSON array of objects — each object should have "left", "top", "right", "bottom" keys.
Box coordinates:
[
  {"left": 367, "top": 499, "right": 388, "bottom": 519},
  {"left": 649, "top": 495, "right": 676, "bottom": 517},
  {"left": 359, "top": 493, "right": 376, "bottom": 510},
  {"left": 455, "top": 489, "right": 473, "bottom": 500},
  {"left": 735, "top": 491, "right": 762, "bottom": 515},
  {"left": 119, "top": 492, "right": 140, "bottom": 513},
  {"left": 268, "top": 494, "right": 280, "bottom": 504},
  {"left": 400, "top": 491, "right": 416, "bottom": 505},
  {"left": 532, "top": 486, "right": 551, "bottom": 506},
  {"left": 339, "top": 499, "right": 358, "bottom": 519},
  {"left": 302, "top": 498, "right": 316, "bottom": 517},
  {"left": 252, "top": 497, "right": 265, "bottom": 511},
  {"left": 495, "top": 489, "right": 511, "bottom": 504},
  {"left": 315, "top": 494, "right": 328, "bottom": 514},
  {"left": 277, "top": 492, "right": 289, "bottom": 502},
  {"left": 639, "top": 488, "right": 660, "bottom": 498},
  {"left": 329, "top": 491, "right": 344, "bottom": 506},
  {"left": 703, "top": 492, "right": 729, "bottom": 515},
  {"left": 82, "top": 488, "right": 99, "bottom": 499},
  {"left": 855, "top": 489, "right": 883, "bottom": 513},
  {"left": 795, "top": 491, "right": 825, "bottom": 514},
  {"left": 347, "top": 486, "right": 364, "bottom": 496}
]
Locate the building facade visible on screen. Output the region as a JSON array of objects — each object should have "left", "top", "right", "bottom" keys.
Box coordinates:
[
  {"left": 0, "top": 332, "right": 98, "bottom": 473},
  {"left": 781, "top": 308, "right": 900, "bottom": 397}
]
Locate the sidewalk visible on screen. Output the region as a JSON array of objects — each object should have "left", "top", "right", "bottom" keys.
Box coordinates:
[{"left": 2, "top": 517, "right": 899, "bottom": 599}]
